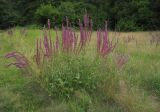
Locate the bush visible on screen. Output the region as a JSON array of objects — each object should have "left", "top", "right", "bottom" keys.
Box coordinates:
[
  {"left": 58, "top": 2, "right": 76, "bottom": 20},
  {"left": 35, "top": 4, "right": 59, "bottom": 26},
  {"left": 116, "top": 18, "right": 139, "bottom": 31},
  {"left": 58, "top": 2, "right": 78, "bottom": 27},
  {"left": 5, "top": 14, "right": 117, "bottom": 100},
  {"left": 38, "top": 54, "right": 100, "bottom": 99}
]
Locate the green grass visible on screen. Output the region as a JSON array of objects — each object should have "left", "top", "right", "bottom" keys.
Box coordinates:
[{"left": 0, "top": 29, "right": 160, "bottom": 112}]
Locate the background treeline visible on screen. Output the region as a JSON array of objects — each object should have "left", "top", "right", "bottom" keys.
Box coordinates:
[{"left": 0, "top": 0, "right": 160, "bottom": 31}]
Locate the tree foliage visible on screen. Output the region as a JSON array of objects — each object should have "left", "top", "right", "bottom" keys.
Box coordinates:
[{"left": 0, "top": 0, "right": 160, "bottom": 31}]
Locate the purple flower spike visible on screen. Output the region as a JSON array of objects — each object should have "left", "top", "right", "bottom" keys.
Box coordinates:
[
  {"left": 5, "top": 52, "right": 29, "bottom": 69},
  {"left": 48, "top": 19, "right": 51, "bottom": 30},
  {"left": 55, "top": 28, "right": 59, "bottom": 52},
  {"left": 44, "top": 31, "right": 50, "bottom": 56},
  {"left": 97, "top": 21, "right": 117, "bottom": 57}
]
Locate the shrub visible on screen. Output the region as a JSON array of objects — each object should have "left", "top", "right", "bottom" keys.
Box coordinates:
[
  {"left": 38, "top": 54, "right": 100, "bottom": 99},
  {"left": 58, "top": 2, "right": 77, "bottom": 22},
  {"left": 6, "top": 14, "right": 117, "bottom": 100},
  {"left": 116, "top": 18, "right": 138, "bottom": 31},
  {"left": 35, "top": 4, "right": 59, "bottom": 26}
]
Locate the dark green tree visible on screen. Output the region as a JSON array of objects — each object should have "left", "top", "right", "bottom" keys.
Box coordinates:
[{"left": 0, "top": 0, "right": 19, "bottom": 29}]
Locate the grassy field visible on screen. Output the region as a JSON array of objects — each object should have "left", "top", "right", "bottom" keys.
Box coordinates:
[{"left": 0, "top": 28, "right": 160, "bottom": 112}]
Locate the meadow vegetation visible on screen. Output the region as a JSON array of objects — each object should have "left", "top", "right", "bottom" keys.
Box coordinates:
[{"left": 0, "top": 15, "right": 160, "bottom": 112}]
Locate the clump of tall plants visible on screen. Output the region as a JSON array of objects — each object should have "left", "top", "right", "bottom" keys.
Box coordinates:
[{"left": 5, "top": 13, "right": 117, "bottom": 99}]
